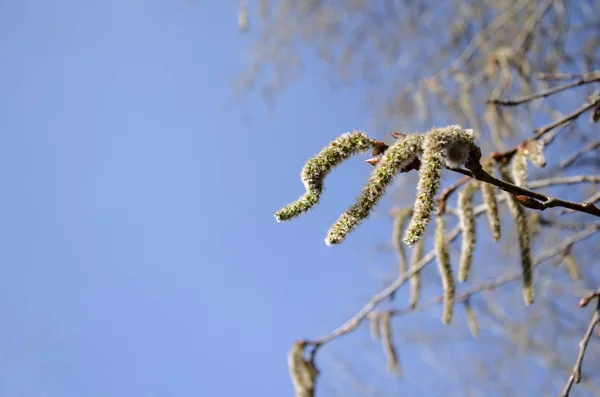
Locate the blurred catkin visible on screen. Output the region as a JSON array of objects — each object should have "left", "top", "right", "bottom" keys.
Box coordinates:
[
  {"left": 458, "top": 181, "right": 477, "bottom": 282},
  {"left": 435, "top": 215, "right": 455, "bottom": 325}
]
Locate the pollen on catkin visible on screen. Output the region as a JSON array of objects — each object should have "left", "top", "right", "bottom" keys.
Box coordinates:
[
  {"left": 435, "top": 215, "right": 455, "bottom": 325},
  {"left": 501, "top": 167, "right": 534, "bottom": 305},
  {"left": 511, "top": 148, "right": 528, "bottom": 188},
  {"left": 275, "top": 131, "right": 377, "bottom": 223},
  {"left": 380, "top": 312, "right": 401, "bottom": 376},
  {"left": 458, "top": 181, "right": 477, "bottom": 282},
  {"left": 404, "top": 126, "right": 475, "bottom": 246},
  {"left": 392, "top": 208, "right": 413, "bottom": 278},
  {"left": 409, "top": 237, "right": 424, "bottom": 309},
  {"left": 481, "top": 162, "right": 501, "bottom": 241},
  {"left": 325, "top": 134, "right": 424, "bottom": 246}
]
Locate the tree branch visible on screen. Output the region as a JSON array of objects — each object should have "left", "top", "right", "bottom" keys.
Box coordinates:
[
  {"left": 487, "top": 75, "right": 600, "bottom": 106},
  {"left": 560, "top": 296, "right": 600, "bottom": 397}
]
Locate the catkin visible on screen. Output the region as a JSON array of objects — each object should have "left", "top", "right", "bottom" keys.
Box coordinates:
[
  {"left": 326, "top": 134, "right": 424, "bottom": 245},
  {"left": 563, "top": 253, "right": 582, "bottom": 281},
  {"left": 392, "top": 208, "right": 413, "bottom": 278},
  {"left": 288, "top": 342, "right": 319, "bottom": 397},
  {"left": 409, "top": 237, "right": 425, "bottom": 308},
  {"left": 458, "top": 181, "right": 477, "bottom": 282},
  {"left": 369, "top": 312, "right": 381, "bottom": 340},
  {"left": 464, "top": 300, "right": 480, "bottom": 338},
  {"left": 481, "top": 162, "right": 501, "bottom": 241},
  {"left": 501, "top": 167, "right": 534, "bottom": 305},
  {"left": 511, "top": 149, "right": 528, "bottom": 188},
  {"left": 275, "top": 131, "right": 377, "bottom": 222},
  {"left": 380, "top": 312, "right": 401, "bottom": 376},
  {"left": 404, "top": 126, "right": 475, "bottom": 246},
  {"left": 435, "top": 215, "right": 455, "bottom": 324}
]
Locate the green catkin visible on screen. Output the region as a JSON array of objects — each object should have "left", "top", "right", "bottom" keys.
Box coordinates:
[
  {"left": 501, "top": 167, "right": 534, "bottom": 305},
  {"left": 275, "top": 131, "right": 377, "bottom": 222},
  {"left": 380, "top": 312, "right": 401, "bottom": 376},
  {"left": 325, "top": 134, "right": 424, "bottom": 245},
  {"left": 435, "top": 215, "right": 455, "bottom": 325},
  {"left": 409, "top": 237, "right": 425, "bottom": 308},
  {"left": 481, "top": 162, "right": 501, "bottom": 241},
  {"left": 392, "top": 208, "right": 413, "bottom": 278},
  {"left": 464, "top": 300, "right": 480, "bottom": 338},
  {"left": 404, "top": 126, "right": 475, "bottom": 246},
  {"left": 458, "top": 181, "right": 478, "bottom": 282}
]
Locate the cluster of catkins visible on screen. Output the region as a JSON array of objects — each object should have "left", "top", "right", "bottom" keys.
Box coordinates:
[
  {"left": 275, "top": 125, "right": 476, "bottom": 247},
  {"left": 275, "top": 126, "right": 546, "bottom": 324}
]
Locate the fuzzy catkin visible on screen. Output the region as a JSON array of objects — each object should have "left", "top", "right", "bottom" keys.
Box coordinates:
[
  {"left": 392, "top": 209, "right": 413, "bottom": 277},
  {"left": 523, "top": 140, "right": 546, "bottom": 168},
  {"left": 275, "top": 131, "right": 376, "bottom": 222},
  {"left": 464, "top": 300, "right": 480, "bottom": 338},
  {"left": 458, "top": 181, "right": 477, "bottom": 282},
  {"left": 380, "top": 312, "right": 401, "bottom": 376},
  {"left": 481, "top": 162, "right": 501, "bottom": 241},
  {"left": 288, "top": 343, "right": 318, "bottom": 397},
  {"left": 511, "top": 149, "right": 528, "bottom": 188},
  {"left": 501, "top": 167, "right": 534, "bottom": 305},
  {"left": 326, "top": 134, "right": 424, "bottom": 245},
  {"left": 404, "top": 126, "right": 475, "bottom": 246},
  {"left": 435, "top": 215, "right": 455, "bottom": 325},
  {"left": 409, "top": 237, "right": 424, "bottom": 309}
]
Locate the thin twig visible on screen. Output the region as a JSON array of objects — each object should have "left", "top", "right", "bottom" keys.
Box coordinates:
[
  {"left": 536, "top": 72, "right": 600, "bottom": 81},
  {"left": 560, "top": 297, "right": 600, "bottom": 397},
  {"left": 488, "top": 75, "right": 600, "bottom": 106},
  {"left": 533, "top": 97, "right": 600, "bottom": 137},
  {"left": 561, "top": 140, "right": 600, "bottom": 168}
]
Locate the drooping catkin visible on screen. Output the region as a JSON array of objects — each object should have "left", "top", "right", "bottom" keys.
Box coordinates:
[
  {"left": 481, "top": 162, "right": 501, "bottom": 241},
  {"left": 523, "top": 140, "right": 546, "bottom": 168},
  {"left": 435, "top": 215, "right": 455, "bottom": 325},
  {"left": 563, "top": 253, "right": 582, "bottom": 281},
  {"left": 275, "top": 131, "right": 377, "bottom": 223},
  {"left": 409, "top": 237, "right": 425, "bottom": 308},
  {"left": 501, "top": 167, "right": 534, "bottom": 305},
  {"left": 511, "top": 148, "right": 528, "bottom": 188},
  {"left": 380, "top": 312, "right": 401, "bottom": 376},
  {"left": 392, "top": 208, "right": 413, "bottom": 278},
  {"left": 288, "top": 342, "right": 319, "bottom": 397},
  {"left": 326, "top": 134, "right": 424, "bottom": 245},
  {"left": 369, "top": 312, "right": 381, "bottom": 340},
  {"left": 404, "top": 126, "right": 475, "bottom": 246},
  {"left": 464, "top": 299, "right": 480, "bottom": 338},
  {"left": 458, "top": 181, "right": 477, "bottom": 282}
]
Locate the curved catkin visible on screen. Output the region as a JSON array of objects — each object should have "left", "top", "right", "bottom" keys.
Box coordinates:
[
  {"left": 464, "top": 300, "right": 480, "bottom": 338},
  {"left": 501, "top": 167, "right": 534, "bottom": 305},
  {"left": 511, "top": 149, "right": 528, "bottom": 188},
  {"left": 392, "top": 208, "right": 413, "bottom": 277},
  {"left": 275, "top": 131, "right": 377, "bottom": 222},
  {"left": 409, "top": 237, "right": 425, "bottom": 308},
  {"left": 288, "top": 342, "right": 319, "bottom": 397},
  {"left": 380, "top": 312, "right": 401, "bottom": 376},
  {"left": 563, "top": 253, "right": 582, "bottom": 281},
  {"left": 369, "top": 312, "right": 381, "bottom": 340},
  {"left": 325, "top": 134, "right": 424, "bottom": 245},
  {"left": 458, "top": 181, "right": 477, "bottom": 282},
  {"left": 404, "top": 126, "right": 475, "bottom": 246},
  {"left": 481, "top": 162, "right": 501, "bottom": 241},
  {"left": 435, "top": 215, "right": 455, "bottom": 325}
]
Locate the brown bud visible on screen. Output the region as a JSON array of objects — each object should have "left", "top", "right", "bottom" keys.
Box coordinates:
[
  {"left": 371, "top": 141, "right": 389, "bottom": 156},
  {"left": 516, "top": 195, "right": 544, "bottom": 210},
  {"left": 390, "top": 132, "right": 406, "bottom": 140}
]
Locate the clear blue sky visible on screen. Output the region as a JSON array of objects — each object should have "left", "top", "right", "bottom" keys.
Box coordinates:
[{"left": 0, "top": 1, "right": 405, "bottom": 396}]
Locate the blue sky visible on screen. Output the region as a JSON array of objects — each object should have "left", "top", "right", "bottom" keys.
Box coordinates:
[{"left": 0, "top": 1, "right": 406, "bottom": 396}]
